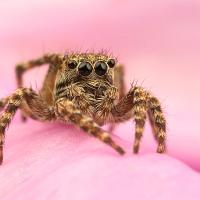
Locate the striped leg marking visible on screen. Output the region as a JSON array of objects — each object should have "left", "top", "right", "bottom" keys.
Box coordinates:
[
  {"left": 15, "top": 53, "right": 62, "bottom": 121},
  {"left": 0, "top": 88, "right": 26, "bottom": 164},
  {"left": 56, "top": 99, "right": 125, "bottom": 155},
  {"left": 132, "top": 87, "right": 147, "bottom": 153},
  {"left": 111, "top": 86, "right": 167, "bottom": 154},
  {"left": 0, "top": 88, "right": 55, "bottom": 164},
  {"left": 148, "top": 95, "right": 166, "bottom": 153},
  {"left": 15, "top": 54, "right": 62, "bottom": 87}
]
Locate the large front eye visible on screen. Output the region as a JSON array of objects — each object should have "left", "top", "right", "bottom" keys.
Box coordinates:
[
  {"left": 68, "top": 60, "right": 78, "bottom": 69},
  {"left": 94, "top": 61, "right": 108, "bottom": 76},
  {"left": 78, "top": 61, "right": 93, "bottom": 76}
]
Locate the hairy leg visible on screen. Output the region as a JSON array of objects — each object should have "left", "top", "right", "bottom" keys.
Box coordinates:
[
  {"left": 111, "top": 86, "right": 166, "bottom": 153},
  {"left": 0, "top": 88, "right": 55, "bottom": 164},
  {"left": 114, "top": 64, "right": 126, "bottom": 99},
  {"left": 0, "top": 97, "right": 9, "bottom": 112},
  {"left": 132, "top": 88, "right": 147, "bottom": 153},
  {"left": 108, "top": 64, "right": 126, "bottom": 132},
  {"left": 15, "top": 53, "right": 62, "bottom": 120},
  {"left": 147, "top": 95, "right": 166, "bottom": 153},
  {"left": 15, "top": 53, "right": 62, "bottom": 87},
  {"left": 56, "top": 99, "right": 125, "bottom": 155},
  {"left": 39, "top": 64, "right": 59, "bottom": 105}
]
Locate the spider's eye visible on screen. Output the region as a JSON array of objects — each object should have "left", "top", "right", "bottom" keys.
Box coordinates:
[
  {"left": 107, "top": 59, "right": 116, "bottom": 68},
  {"left": 94, "top": 61, "right": 108, "bottom": 76},
  {"left": 78, "top": 61, "right": 93, "bottom": 76},
  {"left": 68, "top": 60, "right": 78, "bottom": 69}
]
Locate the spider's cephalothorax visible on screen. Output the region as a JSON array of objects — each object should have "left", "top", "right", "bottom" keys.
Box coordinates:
[
  {"left": 55, "top": 53, "right": 118, "bottom": 124},
  {"left": 0, "top": 52, "right": 167, "bottom": 164}
]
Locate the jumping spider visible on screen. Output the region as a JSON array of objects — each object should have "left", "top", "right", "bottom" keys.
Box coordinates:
[{"left": 0, "top": 52, "right": 166, "bottom": 164}]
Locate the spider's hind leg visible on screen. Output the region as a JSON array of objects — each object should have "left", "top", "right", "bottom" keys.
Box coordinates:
[{"left": 15, "top": 54, "right": 61, "bottom": 121}]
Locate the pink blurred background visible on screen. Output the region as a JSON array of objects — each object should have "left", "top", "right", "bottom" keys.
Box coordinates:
[{"left": 0, "top": 0, "right": 200, "bottom": 199}]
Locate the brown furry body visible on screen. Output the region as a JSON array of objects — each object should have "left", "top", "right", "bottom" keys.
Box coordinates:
[{"left": 0, "top": 52, "right": 166, "bottom": 164}]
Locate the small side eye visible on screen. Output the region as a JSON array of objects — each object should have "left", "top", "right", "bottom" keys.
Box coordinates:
[
  {"left": 68, "top": 60, "right": 78, "bottom": 69},
  {"left": 107, "top": 59, "right": 116, "bottom": 68}
]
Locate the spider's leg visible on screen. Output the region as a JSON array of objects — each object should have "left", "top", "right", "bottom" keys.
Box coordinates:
[
  {"left": 111, "top": 87, "right": 147, "bottom": 153},
  {"left": 114, "top": 64, "right": 126, "bottom": 99},
  {"left": 15, "top": 53, "right": 62, "bottom": 121},
  {"left": 39, "top": 64, "right": 59, "bottom": 105},
  {"left": 0, "top": 88, "right": 55, "bottom": 165},
  {"left": 0, "top": 89, "right": 25, "bottom": 164},
  {"left": 15, "top": 53, "right": 62, "bottom": 87},
  {"left": 111, "top": 86, "right": 166, "bottom": 153},
  {"left": 132, "top": 87, "right": 148, "bottom": 153},
  {"left": 0, "top": 97, "right": 9, "bottom": 112},
  {"left": 56, "top": 99, "right": 125, "bottom": 155},
  {"left": 108, "top": 64, "right": 126, "bottom": 133},
  {"left": 147, "top": 95, "right": 166, "bottom": 153}
]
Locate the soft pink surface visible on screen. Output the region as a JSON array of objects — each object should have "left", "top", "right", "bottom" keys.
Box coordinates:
[
  {"left": 0, "top": 0, "right": 200, "bottom": 199},
  {"left": 0, "top": 121, "right": 200, "bottom": 200}
]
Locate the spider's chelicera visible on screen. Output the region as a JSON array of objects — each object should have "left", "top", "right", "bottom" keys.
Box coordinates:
[{"left": 0, "top": 52, "right": 166, "bottom": 164}]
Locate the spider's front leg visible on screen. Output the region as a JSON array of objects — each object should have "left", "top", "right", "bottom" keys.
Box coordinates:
[
  {"left": 55, "top": 99, "right": 125, "bottom": 155},
  {"left": 0, "top": 89, "right": 26, "bottom": 164},
  {"left": 0, "top": 88, "right": 55, "bottom": 164},
  {"left": 111, "top": 86, "right": 166, "bottom": 153}
]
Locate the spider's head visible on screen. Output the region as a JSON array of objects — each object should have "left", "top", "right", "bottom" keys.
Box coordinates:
[
  {"left": 62, "top": 52, "right": 116, "bottom": 86},
  {"left": 55, "top": 52, "right": 117, "bottom": 100}
]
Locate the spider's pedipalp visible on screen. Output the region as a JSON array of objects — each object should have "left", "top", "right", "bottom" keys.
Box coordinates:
[{"left": 56, "top": 99, "right": 125, "bottom": 155}]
